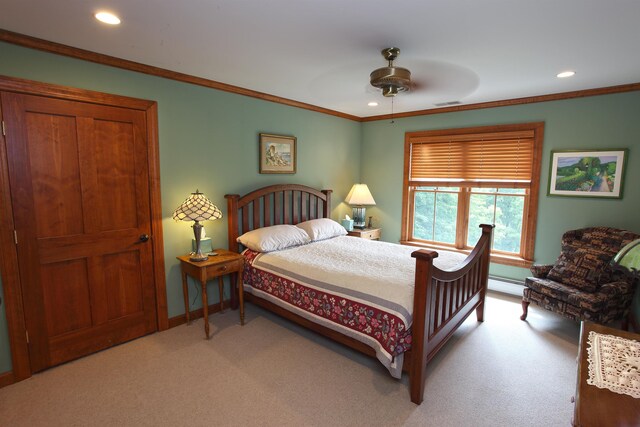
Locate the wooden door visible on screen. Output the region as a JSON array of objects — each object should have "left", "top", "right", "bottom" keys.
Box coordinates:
[{"left": 1, "top": 92, "right": 158, "bottom": 372}]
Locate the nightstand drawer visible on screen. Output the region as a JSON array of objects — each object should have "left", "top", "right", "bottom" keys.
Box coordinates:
[
  {"left": 348, "top": 228, "right": 381, "bottom": 240},
  {"left": 213, "top": 258, "right": 243, "bottom": 273},
  {"left": 360, "top": 229, "right": 381, "bottom": 239}
]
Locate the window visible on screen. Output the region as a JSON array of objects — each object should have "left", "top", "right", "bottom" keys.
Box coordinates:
[{"left": 401, "top": 123, "right": 544, "bottom": 267}]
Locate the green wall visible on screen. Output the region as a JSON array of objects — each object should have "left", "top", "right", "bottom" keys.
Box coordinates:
[
  {"left": 360, "top": 93, "right": 640, "bottom": 279},
  {"left": 1, "top": 40, "right": 639, "bottom": 377},
  {"left": 0, "top": 42, "right": 361, "bottom": 373}
]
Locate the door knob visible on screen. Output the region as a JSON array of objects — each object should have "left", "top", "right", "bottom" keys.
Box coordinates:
[{"left": 139, "top": 234, "right": 150, "bottom": 242}]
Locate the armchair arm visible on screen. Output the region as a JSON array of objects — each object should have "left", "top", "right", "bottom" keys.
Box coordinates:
[
  {"left": 598, "top": 280, "right": 634, "bottom": 298},
  {"left": 530, "top": 264, "right": 553, "bottom": 279}
]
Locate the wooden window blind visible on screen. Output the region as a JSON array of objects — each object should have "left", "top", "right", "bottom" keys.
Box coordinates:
[{"left": 408, "top": 130, "right": 535, "bottom": 186}]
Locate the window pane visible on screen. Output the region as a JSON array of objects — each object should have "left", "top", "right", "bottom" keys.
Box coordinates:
[
  {"left": 413, "top": 192, "right": 435, "bottom": 240},
  {"left": 494, "top": 195, "right": 524, "bottom": 253},
  {"left": 417, "top": 186, "right": 437, "bottom": 191},
  {"left": 471, "top": 188, "right": 497, "bottom": 194},
  {"left": 434, "top": 192, "right": 458, "bottom": 243},
  {"left": 498, "top": 188, "right": 526, "bottom": 195},
  {"left": 468, "top": 194, "right": 495, "bottom": 245}
]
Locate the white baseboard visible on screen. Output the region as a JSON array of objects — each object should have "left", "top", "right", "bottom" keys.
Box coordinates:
[{"left": 488, "top": 276, "right": 524, "bottom": 297}]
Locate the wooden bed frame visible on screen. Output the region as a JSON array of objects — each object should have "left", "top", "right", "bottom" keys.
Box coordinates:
[{"left": 225, "top": 184, "right": 493, "bottom": 404}]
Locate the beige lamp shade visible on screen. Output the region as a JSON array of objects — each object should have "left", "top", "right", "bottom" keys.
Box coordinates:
[
  {"left": 172, "top": 190, "right": 222, "bottom": 222},
  {"left": 345, "top": 184, "right": 376, "bottom": 206}
]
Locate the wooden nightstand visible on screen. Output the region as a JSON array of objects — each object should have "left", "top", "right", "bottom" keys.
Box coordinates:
[
  {"left": 348, "top": 227, "right": 381, "bottom": 240},
  {"left": 177, "top": 249, "right": 245, "bottom": 339}
]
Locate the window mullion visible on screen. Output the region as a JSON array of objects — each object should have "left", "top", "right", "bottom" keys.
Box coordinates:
[
  {"left": 431, "top": 190, "right": 437, "bottom": 241},
  {"left": 408, "top": 187, "right": 417, "bottom": 240},
  {"left": 520, "top": 191, "right": 530, "bottom": 259},
  {"left": 456, "top": 188, "right": 469, "bottom": 249}
]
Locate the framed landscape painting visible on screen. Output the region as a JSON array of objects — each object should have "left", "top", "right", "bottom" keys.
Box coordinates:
[
  {"left": 259, "top": 133, "right": 296, "bottom": 174},
  {"left": 548, "top": 149, "right": 628, "bottom": 198}
]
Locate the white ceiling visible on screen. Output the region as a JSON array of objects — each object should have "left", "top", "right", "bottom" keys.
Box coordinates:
[{"left": 1, "top": 0, "right": 639, "bottom": 118}]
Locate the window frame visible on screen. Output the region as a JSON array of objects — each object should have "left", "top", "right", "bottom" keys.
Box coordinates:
[{"left": 401, "top": 123, "right": 544, "bottom": 268}]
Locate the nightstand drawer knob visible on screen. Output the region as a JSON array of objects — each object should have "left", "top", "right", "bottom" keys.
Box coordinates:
[{"left": 221, "top": 265, "right": 228, "bottom": 271}]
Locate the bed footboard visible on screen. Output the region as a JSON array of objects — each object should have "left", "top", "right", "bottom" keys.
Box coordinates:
[{"left": 408, "top": 224, "right": 494, "bottom": 404}]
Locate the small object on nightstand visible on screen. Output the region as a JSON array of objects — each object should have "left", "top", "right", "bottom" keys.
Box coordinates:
[
  {"left": 177, "top": 249, "right": 245, "bottom": 339},
  {"left": 348, "top": 227, "right": 381, "bottom": 240},
  {"left": 341, "top": 216, "right": 354, "bottom": 231},
  {"left": 367, "top": 216, "right": 373, "bottom": 228}
]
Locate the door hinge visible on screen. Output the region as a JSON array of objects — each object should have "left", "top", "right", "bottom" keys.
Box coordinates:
[
  {"left": 1, "top": 121, "right": 5, "bottom": 136},
  {"left": 26, "top": 330, "right": 30, "bottom": 344},
  {"left": 13, "top": 230, "right": 18, "bottom": 245}
]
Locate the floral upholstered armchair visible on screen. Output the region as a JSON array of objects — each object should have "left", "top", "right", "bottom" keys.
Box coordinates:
[{"left": 521, "top": 227, "right": 640, "bottom": 329}]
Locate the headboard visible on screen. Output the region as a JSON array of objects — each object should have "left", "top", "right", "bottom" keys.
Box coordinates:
[{"left": 225, "top": 184, "right": 333, "bottom": 253}]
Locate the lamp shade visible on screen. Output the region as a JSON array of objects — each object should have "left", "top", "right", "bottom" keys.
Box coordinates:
[
  {"left": 172, "top": 190, "right": 222, "bottom": 222},
  {"left": 612, "top": 239, "right": 640, "bottom": 278},
  {"left": 345, "top": 184, "right": 376, "bottom": 206}
]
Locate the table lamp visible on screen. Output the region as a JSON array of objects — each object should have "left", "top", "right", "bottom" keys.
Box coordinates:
[
  {"left": 173, "top": 190, "right": 222, "bottom": 261},
  {"left": 345, "top": 184, "right": 376, "bottom": 229},
  {"left": 611, "top": 239, "right": 640, "bottom": 279}
]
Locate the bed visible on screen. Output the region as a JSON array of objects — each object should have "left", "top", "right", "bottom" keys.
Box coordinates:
[{"left": 225, "top": 184, "right": 493, "bottom": 404}]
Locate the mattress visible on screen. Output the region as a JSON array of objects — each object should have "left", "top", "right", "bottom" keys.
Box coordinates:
[{"left": 242, "top": 235, "right": 465, "bottom": 377}]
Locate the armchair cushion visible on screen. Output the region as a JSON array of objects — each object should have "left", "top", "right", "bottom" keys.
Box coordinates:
[
  {"left": 530, "top": 264, "right": 553, "bottom": 279},
  {"left": 547, "top": 247, "right": 610, "bottom": 292},
  {"left": 524, "top": 277, "right": 633, "bottom": 313}
]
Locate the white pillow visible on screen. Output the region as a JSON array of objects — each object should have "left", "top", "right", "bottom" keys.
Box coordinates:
[
  {"left": 296, "top": 218, "right": 347, "bottom": 242},
  {"left": 237, "top": 224, "right": 310, "bottom": 252}
]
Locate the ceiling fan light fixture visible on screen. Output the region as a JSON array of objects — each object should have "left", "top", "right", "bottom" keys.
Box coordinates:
[
  {"left": 370, "top": 47, "right": 411, "bottom": 97},
  {"left": 369, "top": 47, "right": 411, "bottom": 97}
]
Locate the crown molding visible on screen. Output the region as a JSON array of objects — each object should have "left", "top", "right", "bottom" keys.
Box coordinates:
[
  {"left": 2, "top": 28, "right": 640, "bottom": 123},
  {"left": 360, "top": 82, "right": 640, "bottom": 122},
  {"left": 0, "top": 29, "right": 360, "bottom": 122}
]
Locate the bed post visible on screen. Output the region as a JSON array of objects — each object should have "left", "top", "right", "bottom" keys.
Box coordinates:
[
  {"left": 475, "top": 224, "right": 494, "bottom": 322},
  {"left": 225, "top": 194, "right": 240, "bottom": 253},
  {"left": 321, "top": 189, "right": 332, "bottom": 218},
  {"left": 409, "top": 249, "right": 438, "bottom": 405}
]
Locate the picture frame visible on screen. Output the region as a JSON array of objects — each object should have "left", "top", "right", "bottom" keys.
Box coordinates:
[
  {"left": 259, "top": 133, "right": 297, "bottom": 174},
  {"left": 548, "top": 149, "right": 628, "bottom": 198}
]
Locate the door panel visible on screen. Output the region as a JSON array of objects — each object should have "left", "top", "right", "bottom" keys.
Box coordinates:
[
  {"left": 1, "top": 91, "right": 158, "bottom": 372},
  {"left": 41, "top": 259, "right": 92, "bottom": 337},
  {"left": 26, "top": 112, "right": 83, "bottom": 238},
  {"left": 103, "top": 251, "right": 145, "bottom": 320},
  {"left": 92, "top": 120, "right": 139, "bottom": 231}
]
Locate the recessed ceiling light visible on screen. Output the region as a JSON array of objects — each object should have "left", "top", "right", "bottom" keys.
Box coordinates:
[
  {"left": 95, "top": 12, "right": 121, "bottom": 25},
  {"left": 557, "top": 71, "right": 576, "bottom": 78},
  {"left": 368, "top": 101, "right": 379, "bottom": 107}
]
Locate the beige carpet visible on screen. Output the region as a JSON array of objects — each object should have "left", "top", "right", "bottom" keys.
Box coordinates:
[{"left": 0, "top": 292, "right": 579, "bottom": 426}]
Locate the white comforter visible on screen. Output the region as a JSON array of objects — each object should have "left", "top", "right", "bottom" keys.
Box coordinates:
[{"left": 246, "top": 235, "right": 466, "bottom": 377}]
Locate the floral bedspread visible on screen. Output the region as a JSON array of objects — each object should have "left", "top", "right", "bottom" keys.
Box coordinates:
[{"left": 242, "top": 247, "right": 413, "bottom": 377}]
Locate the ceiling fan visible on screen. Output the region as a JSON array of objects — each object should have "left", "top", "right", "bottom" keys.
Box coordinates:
[{"left": 370, "top": 47, "right": 412, "bottom": 97}]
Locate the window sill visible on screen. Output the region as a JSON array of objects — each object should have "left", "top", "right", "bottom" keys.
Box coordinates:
[{"left": 399, "top": 240, "right": 533, "bottom": 268}]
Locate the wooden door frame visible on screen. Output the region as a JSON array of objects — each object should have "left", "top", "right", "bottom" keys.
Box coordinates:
[{"left": 0, "top": 75, "right": 168, "bottom": 383}]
